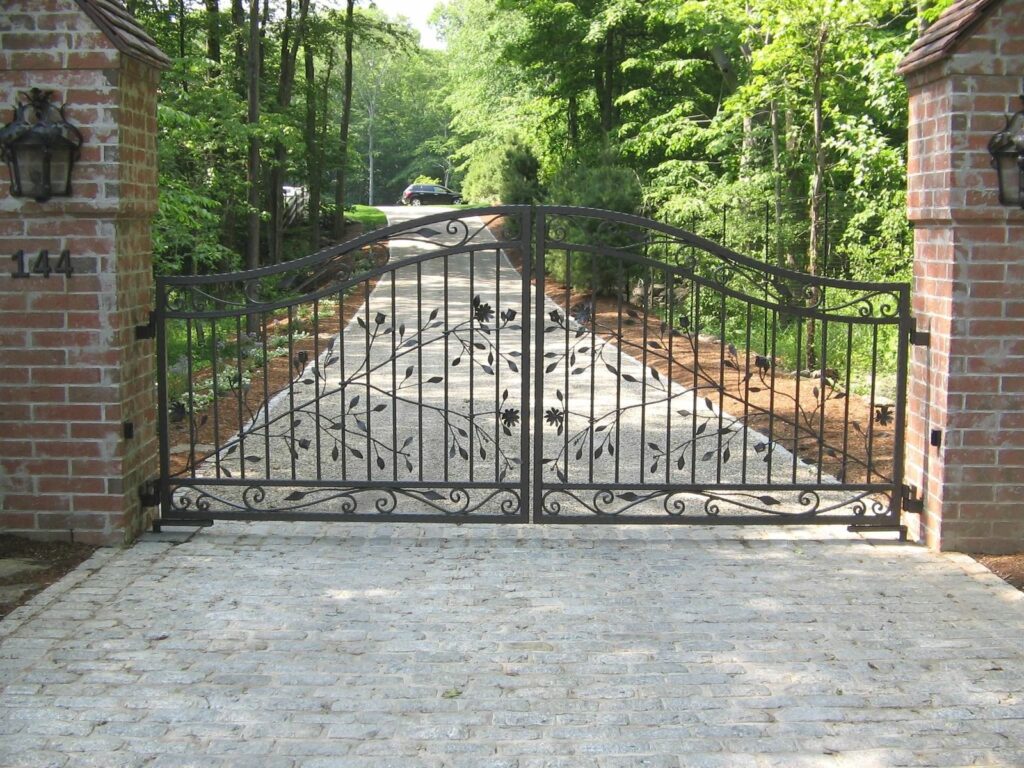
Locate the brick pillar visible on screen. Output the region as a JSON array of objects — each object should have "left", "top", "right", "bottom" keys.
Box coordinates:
[
  {"left": 0, "top": 1, "right": 167, "bottom": 544},
  {"left": 902, "top": 0, "right": 1024, "bottom": 552}
]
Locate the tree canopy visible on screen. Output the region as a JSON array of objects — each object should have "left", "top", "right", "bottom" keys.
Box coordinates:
[{"left": 136, "top": 0, "right": 953, "bottom": 283}]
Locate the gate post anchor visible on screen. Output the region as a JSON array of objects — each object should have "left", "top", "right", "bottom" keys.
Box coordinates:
[{"left": 847, "top": 524, "right": 909, "bottom": 542}]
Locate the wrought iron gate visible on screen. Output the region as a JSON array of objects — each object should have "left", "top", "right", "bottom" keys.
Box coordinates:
[{"left": 154, "top": 206, "right": 911, "bottom": 528}]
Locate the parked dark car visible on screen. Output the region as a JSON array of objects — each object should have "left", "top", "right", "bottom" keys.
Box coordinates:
[{"left": 401, "top": 183, "right": 462, "bottom": 206}]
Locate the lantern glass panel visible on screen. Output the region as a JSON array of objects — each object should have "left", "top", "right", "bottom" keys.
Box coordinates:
[
  {"left": 997, "top": 151, "right": 1023, "bottom": 206},
  {"left": 14, "top": 144, "right": 47, "bottom": 200},
  {"left": 48, "top": 145, "right": 73, "bottom": 196}
]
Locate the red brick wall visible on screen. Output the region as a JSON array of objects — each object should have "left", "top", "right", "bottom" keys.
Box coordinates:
[
  {"left": 0, "top": 0, "right": 160, "bottom": 544},
  {"left": 905, "top": 0, "right": 1024, "bottom": 552}
]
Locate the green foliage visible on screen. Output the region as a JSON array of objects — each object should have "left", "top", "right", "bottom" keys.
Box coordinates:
[
  {"left": 546, "top": 155, "right": 643, "bottom": 292},
  {"left": 498, "top": 142, "right": 543, "bottom": 204},
  {"left": 461, "top": 144, "right": 506, "bottom": 205},
  {"left": 549, "top": 154, "right": 642, "bottom": 213},
  {"left": 346, "top": 205, "right": 388, "bottom": 230},
  {"left": 154, "top": 177, "right": 239, "bottom": 275}
]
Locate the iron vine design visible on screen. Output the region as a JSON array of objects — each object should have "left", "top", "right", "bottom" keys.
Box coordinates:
[{"left": 157, "top": 207, "right": 908, "bottom": 524}]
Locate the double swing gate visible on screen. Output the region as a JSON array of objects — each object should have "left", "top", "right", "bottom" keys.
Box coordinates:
[{"left": 155, "top": 206, "right": 912, "bottom": 529}]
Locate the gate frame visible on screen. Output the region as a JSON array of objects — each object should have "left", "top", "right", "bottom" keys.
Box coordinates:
[
  {"left": 529, "top": 206, "right": 913, "bottom": 529},
  {"left": 154, "top": 205, "right": 913, "bottom": 531}
]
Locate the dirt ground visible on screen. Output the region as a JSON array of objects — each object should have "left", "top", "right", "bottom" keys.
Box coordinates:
[
  {"left": 0, "top": 534, "right": 97, "bottom": 618},
  {"left": 976, "top": 555, "right": 1024, "bottom": 591}
]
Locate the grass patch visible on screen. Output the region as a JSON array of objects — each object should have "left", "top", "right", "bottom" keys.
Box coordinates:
[{"left": 347, "top": 205, "right": 388, "bottom": 230}]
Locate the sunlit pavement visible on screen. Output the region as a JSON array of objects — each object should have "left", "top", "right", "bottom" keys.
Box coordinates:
[{"left": 1, "top": 521, "right": 1023, "bottom": 767}]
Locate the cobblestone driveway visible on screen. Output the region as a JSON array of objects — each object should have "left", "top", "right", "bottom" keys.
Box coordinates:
[{"left": 2, "top": 522, "right": 1023, "bottom": 767}]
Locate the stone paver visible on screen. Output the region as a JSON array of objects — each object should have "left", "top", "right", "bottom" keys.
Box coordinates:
[{"left": 2, "top": 522, "right": 1023, "bottom": 766}]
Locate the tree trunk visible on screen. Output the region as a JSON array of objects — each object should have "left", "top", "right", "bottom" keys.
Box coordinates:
[
  {"left": 268, "top": 0, "right": 310, "bottom": 264},
  {"left": 367, "top": 105, "right": 375, "bottom": 206},
  {"left": 567, "top": 93, "right": 579, "bottom": 150},
  {"left": 597, "top": 31, "right": 616, "bottom": 135},
  {"left": 246, "top": 0, "right": 261, "bottom": 275},
  {"left": 204, "top": 0, "right": 220, "bottom": 65},
  {"left": 805, "top": 26, "right": 828, "bottom": 371},
  {"left": 232, "top": 0, "right": 245, "bottom": 96},
  {"left": 177, "top": 0, "right": 187, "bottom": 90},
  {"left": 769, "top": 99, "right": 789, "bottom": 270},
  {"left": 305, "top": 42, "right": 321, "bottom": 251},
  {"left": 333, "top": 0, "right": 355, "bottom": 241}
]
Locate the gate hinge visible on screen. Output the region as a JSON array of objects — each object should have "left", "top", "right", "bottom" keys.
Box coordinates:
[
  {"left": 135, "top": 313, "right": 156, "bottom": 341},
  {"left": 139, "top": 479, "right": 159, "bottom": 508},
  {"left": 909, "top": 321, "right": 929, "bottom": 347},
  {"left": 902, "top": 484, "right": 924, "bottom": 514}
]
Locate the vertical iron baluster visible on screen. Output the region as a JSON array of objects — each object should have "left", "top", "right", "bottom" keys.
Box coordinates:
[
  {"left": 211, "top": 318, "right": 221, "bottom": 478},
  {"left": 287, "top": 306, "right": 296, "bottom": 480},
  {"left": 563, "top": 249, "right": 571, "bottom": 482},
  {"left": 391, "top": 267, "right": 398, "bottom": 483},
  {"left": 639, "top": 263, "right": 651, "bottom": 484},
  {"left": 866, "top": 325, "right": 879, "bottom": 485},
  {"left": 417, "top": 262, "right": 424, "bottom": 482},
  {"left": 185, "top": 317, "right": 196, "bottom": 478},
  {"left": 891, "top": 287, "right": 912, "bottom": 520},
  {"left": 469, "top": 249, "right": 476, "bottom": 482},
  {"left": 588, "top": 250, "right": 597, "bottom": 484},
  {"left": 767, "top": 308, "right": 779, "bottom": 484},
  {"left": 313, "top": 300, "right": 322, "bottom": 482},
  {"left": 841, "top": 324, "right": 854, "bottom": 483},
  {"left": 742, "top": 302, "right": 752, "bottom": 484},
  {"left": 261, "top": 312, "right": 270, "bottom": 480},
  {"left": 615, "top": 257, "right": 624, "bottom": 483},
  {"left": 792, "top": 316, "right": 803, "bottom": 484},
  {"left": 338, "top": 292, "right": 347, "bottom": 480},
  {"left": 532, "top": 212, "right": 547, "bottom": 518},
  {"left": 443, "top": 255, "right": 449, "bottom": 483},
  {"left": 235, "top": 315, "right": 245, "bottom": 481},
  {"left": 364, "top": 282, "right": 371, "bottom": 479},
  {"left": 690, "top": 282, "right": 700, "bottom": 484},
  {"left": 494, "top": 247, "right": 501, "bottom": 482},
  {"left": 716, "top": 294, "right": 726, "bottom": 484},
  {"left": 816, "top": 314, "right": 828, "bottom": 484},
  {"left": 156, "top": 282, "right": 171, "bottom": 509},
  {"left": 665, "top": 268, "right": 675, "bottom": 484},
  {"left": 521, "top": 211, "right": 533, "bottom": 520}
]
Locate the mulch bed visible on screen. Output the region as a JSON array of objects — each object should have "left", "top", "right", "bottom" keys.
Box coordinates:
[
  {"left": 0, "top": 534, "right": 97, "bottom": 619},
  {"left": 977, "top": 555, "right": 1024, "bottom": 591}
]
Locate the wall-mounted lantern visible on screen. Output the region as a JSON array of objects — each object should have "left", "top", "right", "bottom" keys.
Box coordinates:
[
  {"left": 989, "top": 95, "right": 1024, "bottom": 207},
  {"left": 0, "top": 89, "right": 83, "bottom": 203}
]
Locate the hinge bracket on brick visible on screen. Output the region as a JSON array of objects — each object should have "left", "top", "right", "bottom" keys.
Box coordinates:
[
  {"left": 909, "top": 319, "right": 930, "bottom": 347},
  {"left": 139, "top": 479, "right": 159, "bottom": 508},
  {"left": 135, "top": 313, "right": 156, "bottom": 341},
  {"left": 902, "top": 484, "right": 924, "bottom": 514}
]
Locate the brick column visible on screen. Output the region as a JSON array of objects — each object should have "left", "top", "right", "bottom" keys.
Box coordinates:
[
  {"left": 0, "top": 1, "right": 167, "bottom": 544},
  {"left": 902, "top": 0, "right": 1024, "bottom": 552}
]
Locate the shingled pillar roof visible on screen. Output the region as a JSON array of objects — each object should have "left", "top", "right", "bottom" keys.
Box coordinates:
[
  {"left": 73, "top": 0, "right": 171, "bottom": 70},
  {"left": 898, "top": 0, "right": 1007, "bottom": 75}
]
